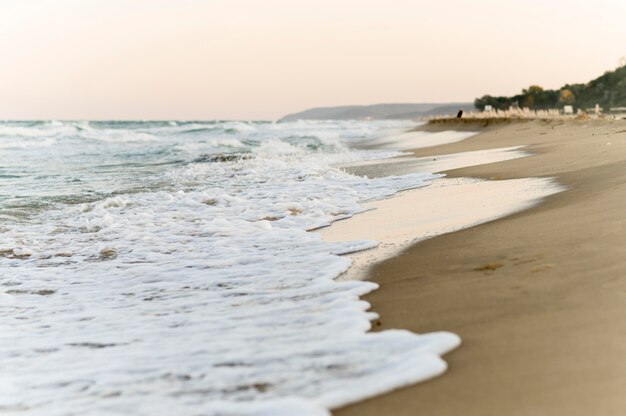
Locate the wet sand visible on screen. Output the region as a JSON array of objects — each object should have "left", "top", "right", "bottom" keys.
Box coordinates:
[{"left": 335, "top": 119, "right": 626, "bottom": 416}]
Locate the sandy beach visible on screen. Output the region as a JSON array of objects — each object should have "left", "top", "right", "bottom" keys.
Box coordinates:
[{"left": 335, "top": 118, "right": 626, "bottom": 416}]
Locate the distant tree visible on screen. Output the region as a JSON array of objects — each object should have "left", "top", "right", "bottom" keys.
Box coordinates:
[
  {"left": 521, "top": 85, "right": 545, "bottom": 109},
  {"left": 474, "top": 95, "right": 511, "bottom": 111},
  {"left": 473, "top": 96, "right": 487, "bottom": 111},
  {"left": 559, "top": 89, "right": 576, "bottom": 105},
  {"left": 522, "top": 85, "right": 544, "bottom": 95}
]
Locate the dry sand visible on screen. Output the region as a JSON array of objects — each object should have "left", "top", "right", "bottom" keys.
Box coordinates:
[{"left": 334, "top": 119, "right": 626, "bottom": 416}]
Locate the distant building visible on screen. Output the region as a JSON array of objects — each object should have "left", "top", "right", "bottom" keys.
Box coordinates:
[{"left": 563, "top": 105, "right": 574, "bottom": 115}]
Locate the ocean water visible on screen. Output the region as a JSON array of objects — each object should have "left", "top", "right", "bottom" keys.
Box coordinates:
[{"left": 0, "top": 120, "right": 459, "bottom": 415}]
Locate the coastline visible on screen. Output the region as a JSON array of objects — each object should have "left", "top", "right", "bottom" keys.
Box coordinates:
[{"left": 334, "top": 118, "right": 626, "bottom": 415}]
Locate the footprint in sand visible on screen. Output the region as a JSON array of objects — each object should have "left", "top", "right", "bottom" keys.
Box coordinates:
[{"left": 474, "top": 263, "right": 504, "bottom": 272}]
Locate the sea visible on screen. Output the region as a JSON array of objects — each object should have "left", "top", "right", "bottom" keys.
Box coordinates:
[{"left": 0, "top": 120, "right": 459, "bottom": 415}]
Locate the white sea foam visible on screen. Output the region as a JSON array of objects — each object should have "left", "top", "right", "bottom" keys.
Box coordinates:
[
  {"left": 79, "top": 129, "right": 161, "bottom": 143},
  {"left": 321, "top": 176, "right": 564, "bottom": 281},
  {"left": 0, "top": 124, "right": 75, "bottom": 138},
  {"left": 364, "top": 128, "right": 476, "bottom": 150},
  {"left": 0, "top": 137, "right": 58, "bottom": 149},
  {"left": 0, "top": 119, "right": 466, "bottom": 415}
]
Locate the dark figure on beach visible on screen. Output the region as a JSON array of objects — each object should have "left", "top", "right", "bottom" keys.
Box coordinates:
[{"left": 456, "top": 110, "right": 463, "bottom": 118}]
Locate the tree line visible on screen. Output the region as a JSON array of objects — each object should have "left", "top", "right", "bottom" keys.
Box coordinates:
[{"left": 475, "top": 64, "right": 626, "bottom": 111}]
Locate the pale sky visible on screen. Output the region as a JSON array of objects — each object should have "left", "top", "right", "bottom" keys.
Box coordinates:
[{"left": 0, "top": 0, "right": 624, "bottom": 120}]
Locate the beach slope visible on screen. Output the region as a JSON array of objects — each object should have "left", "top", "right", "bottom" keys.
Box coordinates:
[{"left": 336, "top": 119, "right": 626, "bottom": 416}]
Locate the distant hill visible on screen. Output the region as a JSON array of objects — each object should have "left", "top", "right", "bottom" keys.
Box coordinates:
[
  {"left": 475, "top": 64, "right": 626, "bottom": 111},
  {"left": 279, "top": 103, "right": 473, "bottom": 121}
]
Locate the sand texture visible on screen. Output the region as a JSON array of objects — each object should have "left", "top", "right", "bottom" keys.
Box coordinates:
[{"left": 335, "top": 119, "right": 626, "bottom": 416}]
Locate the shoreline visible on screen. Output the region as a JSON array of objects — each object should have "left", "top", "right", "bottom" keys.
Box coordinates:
[
  {"left": 334, "top": 118, "right": 626, "bottom": 415},
  {"left": 321, "top": 138, "right": 560, "bottom": 281}
]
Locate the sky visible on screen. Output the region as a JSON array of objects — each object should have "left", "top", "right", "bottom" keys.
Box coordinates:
[{"left": 0, "top": 0, "right": 625, "bottom": 120}]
